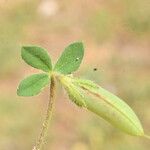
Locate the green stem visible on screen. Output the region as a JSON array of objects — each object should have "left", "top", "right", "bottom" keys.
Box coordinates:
[{"left": 32, "top": 76, "right": 55, "bottom": 150}]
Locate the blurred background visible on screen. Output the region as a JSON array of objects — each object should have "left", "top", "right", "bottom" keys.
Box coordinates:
[{"left": 0, "top": 0, "right": 150, "bottom": 149}]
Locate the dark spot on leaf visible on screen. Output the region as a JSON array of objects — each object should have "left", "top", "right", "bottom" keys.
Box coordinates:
[{"left": 76, "top": 58, "right": 79, "bottom": 61}]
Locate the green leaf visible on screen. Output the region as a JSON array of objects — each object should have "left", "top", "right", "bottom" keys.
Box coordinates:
[
  {"left": 21, "top": 46, "right": 52, "bottom": 72},
  {"left": 59, "top": 76, "right": 144, "bottom": 136},
  {"left": 54, "top": 42, "right": 84, "bottom": 74},
  {"left": 17, "top": 73, "right": 50, "bottom": 96}
]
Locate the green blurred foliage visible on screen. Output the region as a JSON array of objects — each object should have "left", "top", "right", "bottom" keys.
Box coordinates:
[
  {"left": 86, "top": 9, "right": 115, "bottom": 42},
  {"left": 0, "top": 0, "right": 38, "bottom": 75},
  {"left": 124, "top": 0, "right": 150, "bottom": 35}
]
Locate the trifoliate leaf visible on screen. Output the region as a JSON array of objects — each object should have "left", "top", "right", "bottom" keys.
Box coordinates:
[
  {"left": 54, "top": 42, "right": 84, "bottom": 74},
  {"left": 21, "top": 46, "right": 52, "bottom": 72},
  {"left": 17, "top": 73, "right": 50, "bottom": 96},
  {"left": 59, "top": 76, "right": 144, "bottom": 136}
]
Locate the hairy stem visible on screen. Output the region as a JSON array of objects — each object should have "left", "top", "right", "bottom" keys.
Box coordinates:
[{"left": 32, "top": 76, "right": 55, "bottom": 150}]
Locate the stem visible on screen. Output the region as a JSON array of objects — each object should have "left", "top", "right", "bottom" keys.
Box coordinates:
[{"left": 32, "top": 76, "right": 55, "bottom": 150}]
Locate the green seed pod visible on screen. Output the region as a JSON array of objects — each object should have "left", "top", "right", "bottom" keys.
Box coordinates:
[{"left": 59, "top": 75, "right": 144, "bottom": 136}]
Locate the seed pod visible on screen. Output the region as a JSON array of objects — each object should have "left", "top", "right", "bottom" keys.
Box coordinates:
[{"left": 60, "top": 75, "right": 144, "bottom": 136}]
